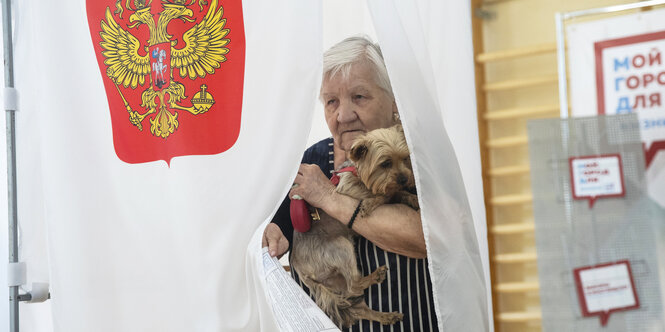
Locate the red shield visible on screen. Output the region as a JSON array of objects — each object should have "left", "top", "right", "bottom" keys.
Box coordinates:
[
  {"left": 85, "top": 0, "right": 245, "bottom": 165},
  {"left": 150, "top": 43, "right": 171, "bottom": 91}
]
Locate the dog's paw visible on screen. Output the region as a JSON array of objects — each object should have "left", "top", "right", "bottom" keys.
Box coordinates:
[
  {"left": 402, "top": 193, "right": 419, "bottom": 211},
  {"left": 358, "top": 198, "right": 382, "bottom": 218},
  {"left": 373, "top": 265, "right": 388, "bottom": 283},
  {"left": 406, "top": 198, "right": 419, "bottom": 210},
  {"left": 358, "top": 203, "right": 373, "bottom": 218},
  {"left": 379, "top": 312, "right": 404, "bottom": 325},
  {"left": 388, "top": 312, "right": 404, "bottom": 324}
]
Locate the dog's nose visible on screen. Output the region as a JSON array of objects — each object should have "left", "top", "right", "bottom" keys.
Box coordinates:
[{"left": 397, "top": 174, "right": 407, "bottom": 185}]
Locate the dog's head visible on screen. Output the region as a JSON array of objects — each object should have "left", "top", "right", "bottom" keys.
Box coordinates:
[{"left": 348, "top": 124, "right": 416, "bottom": 197}]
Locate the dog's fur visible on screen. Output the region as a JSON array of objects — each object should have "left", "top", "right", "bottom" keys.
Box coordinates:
[{"left": 290, "top": 124, "right": 418, "bottom": 328}]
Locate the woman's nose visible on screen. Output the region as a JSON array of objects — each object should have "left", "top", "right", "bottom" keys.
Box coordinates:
[{"left": 337, "top": 100, "right": 358, "bottom": 123}]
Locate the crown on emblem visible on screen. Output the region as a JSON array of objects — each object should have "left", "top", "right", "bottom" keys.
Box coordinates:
[
  {"left": 162, "top": 0, "right": 196, "bottom": 5},
  {"left": 118, "top": 0, "right": 201, "bottom": 15},
  {"left": 120, "top": 0, "right": 152, "bottom": 11}
]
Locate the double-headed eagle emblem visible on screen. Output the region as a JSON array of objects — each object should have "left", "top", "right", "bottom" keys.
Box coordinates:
[{"left": 99, "top": 0, "right": 229, "bottom": 138}]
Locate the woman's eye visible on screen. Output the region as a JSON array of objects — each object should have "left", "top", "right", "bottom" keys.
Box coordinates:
[
  {"left": 353, "top": 95, "right": 364, "bottom": 100},
  {"left": 326, "top": 99, "right": 337, "bottom": 105}
]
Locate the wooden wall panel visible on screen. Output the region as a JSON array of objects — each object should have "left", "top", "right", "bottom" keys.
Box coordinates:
[{"left": 470, "top": 1, "right": 639, "bottom": 331}]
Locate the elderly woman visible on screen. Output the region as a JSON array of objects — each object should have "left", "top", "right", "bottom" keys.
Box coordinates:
[{"left": 263, "top": 36, "right": 438, "bottom": 331}]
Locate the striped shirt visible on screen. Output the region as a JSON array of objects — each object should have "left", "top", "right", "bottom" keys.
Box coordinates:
[{"left": 272, "top": 138, "right": 439, "bottom": 332}]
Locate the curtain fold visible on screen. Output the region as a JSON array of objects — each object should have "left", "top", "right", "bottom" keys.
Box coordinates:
[{"left": 366, "top": 1, "right": 490, "bottom": 330}]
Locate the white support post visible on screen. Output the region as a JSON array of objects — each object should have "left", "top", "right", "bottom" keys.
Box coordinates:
[{"left": 1, "top": 0, "right": 19, "bottom": 330}]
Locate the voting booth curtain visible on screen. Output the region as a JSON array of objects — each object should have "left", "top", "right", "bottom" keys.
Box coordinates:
[{"left": 9, "top": 0, "right": 489, "bottom": 331}]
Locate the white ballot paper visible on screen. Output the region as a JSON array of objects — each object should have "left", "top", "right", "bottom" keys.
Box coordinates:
[{"left": 262, "top": 247, "right": 340, "bottom": 332}]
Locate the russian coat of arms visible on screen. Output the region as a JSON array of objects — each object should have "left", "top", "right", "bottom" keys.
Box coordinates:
[{"left": 86, "top": 0, "right": 245, "bottom": 164}]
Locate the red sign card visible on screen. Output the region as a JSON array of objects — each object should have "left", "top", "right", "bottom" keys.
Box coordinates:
[
  {"left": 574, "top": 260, "right": 640, "bottom": 326},
  {"left": 569, "top": 154, "right": 626, "bottom": 208}
]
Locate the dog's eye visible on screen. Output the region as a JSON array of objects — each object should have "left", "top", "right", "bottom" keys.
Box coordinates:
[{"left": 380, "top": 160, "right": 392, "bottom": 168}]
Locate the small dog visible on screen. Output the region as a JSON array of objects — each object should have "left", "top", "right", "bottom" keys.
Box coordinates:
[
  {"left": 343, "top": 124, "right": 419, "bottom": 215},
  {"left": 291, "top": 124, "right": 418, "bottom": 328}
]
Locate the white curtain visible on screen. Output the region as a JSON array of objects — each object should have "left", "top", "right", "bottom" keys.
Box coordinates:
[
  {"left": 367, "top": 1, "right": 490, "bottom": 330},
  {"left": 14, "top": 0, "right": 321, "bottom": 330},
  {"left": 414, "top": 2, "right": 493, "bottom": 327},
  {"left": 9, "top": 0, "right": 490, "bottom": 330}
]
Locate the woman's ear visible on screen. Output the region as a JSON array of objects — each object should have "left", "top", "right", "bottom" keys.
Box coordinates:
[{"left": 392, "top": 102, "right": 400, "bottom": 124}]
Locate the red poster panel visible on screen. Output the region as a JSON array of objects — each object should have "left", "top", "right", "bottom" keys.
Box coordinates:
[{"left": 86, "top": 0, "right": 245, "bottom": 165}]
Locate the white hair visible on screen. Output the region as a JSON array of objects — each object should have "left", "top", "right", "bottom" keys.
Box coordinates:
[{"left": 321, "top": 36, "right": 394, "bottom": 101}]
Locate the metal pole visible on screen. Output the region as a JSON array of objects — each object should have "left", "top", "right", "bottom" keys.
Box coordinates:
[{"left": 1, "top": 0, "right": 19, "bottom": 331}]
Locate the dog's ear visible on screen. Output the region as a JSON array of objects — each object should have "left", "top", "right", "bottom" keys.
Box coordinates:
[{"left": 350, "top": 140, "right": 368, "bottom": 162}]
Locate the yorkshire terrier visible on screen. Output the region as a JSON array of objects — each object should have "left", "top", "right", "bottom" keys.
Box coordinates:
[
  {"left": 290, "top": 124, "right": 418, "bottom": 328},
  {"left": 342, "top": 124, "right": 419, "bottom": 215}
]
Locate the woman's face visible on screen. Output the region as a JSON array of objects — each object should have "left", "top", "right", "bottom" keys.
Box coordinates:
[{"left": 321, "top": 61, "right": 397, "bottom": 152}]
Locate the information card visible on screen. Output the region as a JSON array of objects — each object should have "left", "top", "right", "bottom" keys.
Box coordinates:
[
  {"left": 569, "top": 154, "right": 625, "bottom": 207},
  {"left": 574, "top": 260, "right": 640, "bottom": 326}
]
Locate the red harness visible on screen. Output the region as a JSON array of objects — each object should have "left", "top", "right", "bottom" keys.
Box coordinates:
[{"left": 330, "top": 166, "right": 358, "bottom": 186}]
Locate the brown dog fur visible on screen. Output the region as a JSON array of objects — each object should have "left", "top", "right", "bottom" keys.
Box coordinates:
[{"left": 290, "top": 124, "right": 418, "bottom": 328}]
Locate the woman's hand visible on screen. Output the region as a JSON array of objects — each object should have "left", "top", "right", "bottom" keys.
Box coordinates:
[
  {"left": 262, "top": 223, "right": 289, "bottom": 258},
  {"left": 289, "top": 164, "right": 337, "bottom": 209}
]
